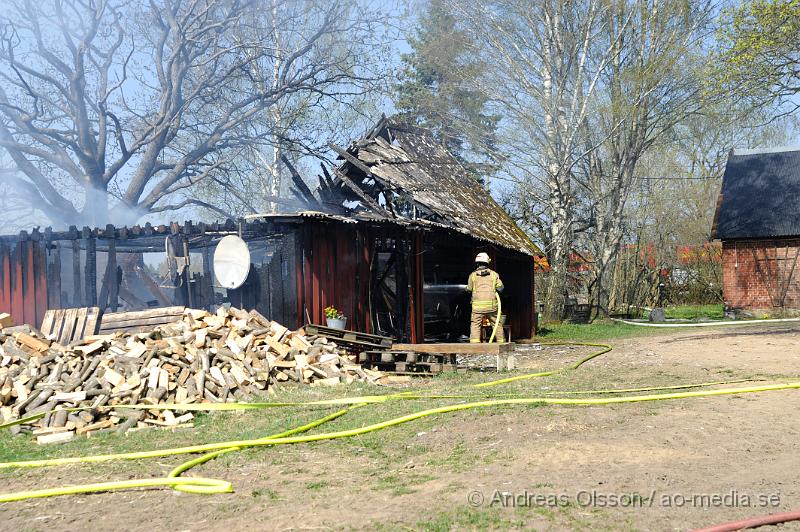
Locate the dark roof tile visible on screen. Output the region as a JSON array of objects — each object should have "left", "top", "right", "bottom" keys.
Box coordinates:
[{"left": 714, "top": 148, "right": 800, "bottom": 239}]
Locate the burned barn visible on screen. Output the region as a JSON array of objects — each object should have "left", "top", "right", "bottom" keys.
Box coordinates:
[{"left": 0, "top": 117, "right": 540, "bottom": 341}]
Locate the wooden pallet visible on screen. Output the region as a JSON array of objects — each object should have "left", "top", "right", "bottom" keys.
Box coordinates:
[
  {"left": 99, "top": 306, "right": 186, "bottom": 334},
  {"left": 359, "top": 350, "right": 461, "bottom": 374},
  {"left": 305, "top": 324, "right": 392, "bottom": 351},
  {"left": 40, "top": 307, "right": 101, "bottom": 345},
  {"left": 391, "top": 342, "right": 514, "bottom": 355}
]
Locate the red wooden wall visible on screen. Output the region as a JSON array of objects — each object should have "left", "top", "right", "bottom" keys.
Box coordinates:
[
  {"left": 0, "top": 238, "right": 49, "bottom": 327},
  {"left": 296, "top": 222, "right": 426, "bottom": 342}
]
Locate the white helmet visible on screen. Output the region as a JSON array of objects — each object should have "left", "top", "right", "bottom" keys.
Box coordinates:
[{"left": 475, "top": 252, "right": 491, "bottom": 264}]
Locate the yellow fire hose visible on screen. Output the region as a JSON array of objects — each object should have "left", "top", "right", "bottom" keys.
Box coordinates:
[
  {"left": 1, "top": 338, "right": 799, "bottom": 503},
  {"left": 488, "top": 292, "right": 502, "bottom": 343}
]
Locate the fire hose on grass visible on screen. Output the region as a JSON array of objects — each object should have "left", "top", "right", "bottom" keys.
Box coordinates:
[{"left": 2, "top": 333, "right": 800, "bottom": 531}]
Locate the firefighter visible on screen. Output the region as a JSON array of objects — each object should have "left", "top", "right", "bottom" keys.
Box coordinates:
[{"left": 466, "top": 252, "right": 505, "bottom": 343}]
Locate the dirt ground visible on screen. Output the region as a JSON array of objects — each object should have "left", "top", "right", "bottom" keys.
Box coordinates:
[{"left": 3, "top": 324, "right": 800, "bottom": 531}]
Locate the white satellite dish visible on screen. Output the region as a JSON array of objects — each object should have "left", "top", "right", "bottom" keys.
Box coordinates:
[{"left": 213, "top": 235, "right": 251, "bottom": 289}]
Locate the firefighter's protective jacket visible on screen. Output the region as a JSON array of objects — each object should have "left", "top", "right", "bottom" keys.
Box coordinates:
[{"left": 466, "top": 267, "right": 504, "bottom": 311}]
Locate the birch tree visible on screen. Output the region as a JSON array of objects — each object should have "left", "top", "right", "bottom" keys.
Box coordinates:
[
  {"left": 717, "top": 0, "right": 800, "bottom": 111},
  {"left": 193, "top": 0, "right": 393, "bottom": 218},
  {"left": 451, "top": 0, "right": 631, "bottom": 318},
  {"left": 578, "top": 0, "right": 715, "bottom": 315}
]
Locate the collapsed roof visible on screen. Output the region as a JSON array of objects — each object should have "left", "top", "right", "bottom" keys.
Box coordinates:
[
  {"left": 317, "top": 116, "right": 540, "bottom": 256},
  {"left": 713, "top": 147, "right": 800, "bottom": 240}
]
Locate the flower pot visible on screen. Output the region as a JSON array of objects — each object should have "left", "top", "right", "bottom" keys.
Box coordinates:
[{"left": 326, "top": 317, "right": 347, "bottom": 330}]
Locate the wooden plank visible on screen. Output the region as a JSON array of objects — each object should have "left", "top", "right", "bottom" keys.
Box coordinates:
[
  {"left": 100, "top": 306, "right": 186, "bottom": 325},
  {"left": 34, "top": 241, "right": 48, "bottom": 327},
  {"left": 11, "top": 242, "right": 24, "bottom": 326},
  {"left": 37, "top": 431, "right": 75, "bottom": 445},
  {"left": 60, "top": 307, "right": 79, "bottom": 345},
  {"left": 1, "top": 243, "right": 10, "bottom": 318},
  {"left": 98, "top": 314, "right": 183, "bottom": 329},
  {"left": 98, "top": 321, "right": 177, "bottom": 334},
  {"left": 83, "top": 307, "right": 101, "bottom": 337},
  {"left": 304, "top": 324, "right": 392, "bottom": 346},
  {"left": 108, "top": 229, "right": 119, "bottom": 312},
  {"left": 54, "top": 309, "right": 70, "bottom": 343},
  {"left": 85, "top": 235, "right": 97, "bottom": 306},
  {"left": 311, "top": 225, "right": 321, "bottom": 325},
  {"left": 332, "top": 167, "right": 390, "bottom": 216},
  {"left": 72, "top": 307, "right": 88, "bottom": 341},
  {"left": 24, "top": 241, "right": 36, "bottom": 326},
  {"left": 40, "top": 310, "right": 56, "bottom": 338},
  {"left": 391, "top": 342, "right": 514, "bottom": 355},
  {"left": 48, "top": 240, "right": 61, "bottom": 311}
]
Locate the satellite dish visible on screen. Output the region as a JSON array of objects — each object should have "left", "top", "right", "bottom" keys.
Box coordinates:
[{"left": 213, "top": 235, "right": 251, "bottom": 289}]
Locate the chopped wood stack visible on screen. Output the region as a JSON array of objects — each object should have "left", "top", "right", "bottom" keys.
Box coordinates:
[{"left": 0, "top": 307, "right": 385, "bottom": 443}]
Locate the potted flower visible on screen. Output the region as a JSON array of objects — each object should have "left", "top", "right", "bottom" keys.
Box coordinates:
[{"left": 324, "top": 305, "right": 347, "bottom": 330}]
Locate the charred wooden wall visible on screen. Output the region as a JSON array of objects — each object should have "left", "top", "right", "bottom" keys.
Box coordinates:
[
  {"left": 0, "top": 217, "right": 533, "bottom": 341},
  {"left": 296, "top": 221, "right": 425, "bottom": 343}
]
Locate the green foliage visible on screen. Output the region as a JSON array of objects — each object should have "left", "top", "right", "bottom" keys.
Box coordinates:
[
  {"left": 717, "top": 0, "right": 800, "bottom": 101},
  {"left": 394, "top": 0, "right": 499, "bottom": 181}
]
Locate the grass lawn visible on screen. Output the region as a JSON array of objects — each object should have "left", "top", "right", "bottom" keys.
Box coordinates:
[
  {"left": 535, "top": 305, "right": 727, "bottom": 342},
  {"left": 536, "top": 320, "right": 666, "bottom": 341},
  {"left": 663, "top": 304, "right": 724, "bottom": 320},
  {"left": 0, "top": 329, "right": 788, "bottom": 531}
]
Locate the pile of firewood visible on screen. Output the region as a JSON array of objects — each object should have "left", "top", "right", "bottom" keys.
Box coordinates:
[{"left": 0, "top": 307, "right": 384, "bottom": 443}]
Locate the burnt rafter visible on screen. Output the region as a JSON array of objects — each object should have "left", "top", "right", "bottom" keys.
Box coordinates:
[
  {"left": 329, "top": 142, "right": 376, "bottom": 179},
  {"left": 332, "top": 167, "right": 392, "bottom": 217},
  {"left": 329, "top": 141, "right": 444, "bottom": 224},
  {"left": 325, "top": 117, "right": 541, "bottom": 256},
  {"left": 280, "top": 154, "right": 322, "bottom": 210}
]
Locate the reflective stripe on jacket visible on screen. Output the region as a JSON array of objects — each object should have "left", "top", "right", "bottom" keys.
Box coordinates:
[{"left": 466, "top": 268, "right": 503, "bottom": 310}]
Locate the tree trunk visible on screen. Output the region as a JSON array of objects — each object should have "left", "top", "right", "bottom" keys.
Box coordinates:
[
  {"left": 84, "top": 184, "right": 109, "bottom": 227},
  {"left": 268, "top": 0, "right": 283, "bottom": 214}
]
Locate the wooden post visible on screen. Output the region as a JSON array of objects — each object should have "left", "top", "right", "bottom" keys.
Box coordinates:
[
  {"left": 23, "top": 234, "right": 36, "bottom": 325},
  {"left": 83, "top": 227, "right": 97, "bottom": 306},
  {"left": 47, "top": 238, "right": 62, "bottom": 311},
  {"left": 71, "top": 232, "right": 82, "bottom": 308},
  {"left": 182, "top": 235, "right": 192, "bottom": 308},
  {"left": 98, "top": 224, "right": 118, "bottom": 312},
  {"left": 394, "top": 236, "right": 409, "bottom": 342},
  {"left": 0, "top": 242, "right": 10, "bottom": 316},
  {"left": 203, "top": 243, "right": 213, "bottom": 311},
  {"left": 32, "top": 232, "right": 48, "bottom": 327},
  {"left": 12, "top": 234, "right": 25, "bottom": 323}
]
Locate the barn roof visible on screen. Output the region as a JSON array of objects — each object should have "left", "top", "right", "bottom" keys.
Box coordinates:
[
  {"left": 713, "top": 147, "right": 800, "bottom": 240},
  {"left": 327, "top": 116, "right": 540, "bottom": 256}
]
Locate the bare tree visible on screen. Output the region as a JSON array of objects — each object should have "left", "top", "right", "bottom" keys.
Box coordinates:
[
  {"left": 187, "top": 0, "right": 395, "bottom": 219},
  {"left": 0, "top": 0, "right": 390, "bottom": 227}
]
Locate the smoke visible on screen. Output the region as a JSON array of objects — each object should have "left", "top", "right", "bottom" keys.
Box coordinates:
[{"left": 0, "top": 176, "right": 164, "bottom": 234}]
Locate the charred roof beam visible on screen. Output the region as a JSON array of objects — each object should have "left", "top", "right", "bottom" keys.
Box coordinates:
[{"left": 332, "top": 167, "right": 392, "bottom": 217}]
